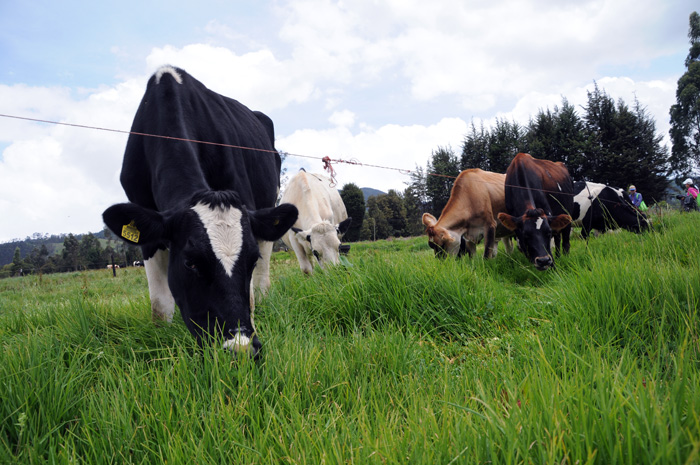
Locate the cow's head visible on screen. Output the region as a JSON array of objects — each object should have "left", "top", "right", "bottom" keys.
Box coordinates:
[
  {"left": 498, "top": 209, "right": 571, "bottom": 271},
  {"left": 292, "top": 218, "right": 352, "bottom": 269},
  {"left": 422, "top": 213, "right": 468, "bottom": 258},
  {"left": 103, "top": 191, "right": 298, "bottom": 357}
]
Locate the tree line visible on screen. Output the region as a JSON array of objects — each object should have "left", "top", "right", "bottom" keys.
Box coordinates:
[
  {"left": 1, "top": 231, "right": 142, "bottom": 279},
  {"left": 339, "top": 84, "right": 681, "bottom": 242}
]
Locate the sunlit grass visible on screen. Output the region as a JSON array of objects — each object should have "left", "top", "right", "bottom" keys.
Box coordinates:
[{"left": 0, "top": 211, "right": 699, "bottom": 464}]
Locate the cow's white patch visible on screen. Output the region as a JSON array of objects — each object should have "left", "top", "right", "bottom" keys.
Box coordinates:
[
  {"left": 223, "top": 332, "right": 251, "bottom": 352},
  {"left": 144, "top": 249, "right": 175, "bottom": 322},
  {"left": 573, "top": 182, "right": 607, "bottom": 222},
  {"left": 535, "top": 217, "right": 544, "bottom": 230},
  {"left": 192, "top": 202, "right": 243, "bottom": 277},
  {"left": 155, "top": 65, "right": 183, "bottom": 84}
]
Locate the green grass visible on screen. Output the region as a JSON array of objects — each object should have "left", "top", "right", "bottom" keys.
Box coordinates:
[{"left": 1, "top": 212, "right": 699, "bottom": 464}]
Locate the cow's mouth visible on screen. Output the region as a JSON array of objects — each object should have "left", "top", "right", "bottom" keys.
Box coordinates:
[{"left": 223, "top": 331, "right": 261, "bottom": 358}]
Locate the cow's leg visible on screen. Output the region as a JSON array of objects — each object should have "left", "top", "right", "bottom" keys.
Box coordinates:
[
  {"left": 253, "top": 240, "right": 274, "bottom": 293},
  {"left": 553, "top": 233, "right": 562, "bottom": 258},
  {"left": 561, "top": 224, "right": 571, "bottom": 255},
  {"left": 502, "top": 236, "right": 514, "bottom": 254},
  {"left": 466, "top": 240, "right": 477, "bottom": 258},
  {"left": 144, "top": 249, "right": 175, "bottom": 322},
  {"left": 483, "top": 225, "right": 497, "bottom": 259},
  {"left": 581, "top": 226, "right": 590, "bottom": 241},
  {"left": 249, "top": 281, "right": 257, "bottom": 333}
]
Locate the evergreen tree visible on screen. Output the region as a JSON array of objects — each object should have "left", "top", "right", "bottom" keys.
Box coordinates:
[
  {"left": 525, "top": 108, "right": 557, "bottom": 161},
  {"left": 487, "top": 118, "right": 525, "bottom": 173},
  {"left": 62, "top": 234, "right": 81, "bottom": 271},
  {"left": 670, "top": 11, "right": 700, "bottom": 174},
  {"left": 461, "top": 121, "right": 491, "bottom": 170},
  {"left": 582, "top": 86, "right": 669, "bottom": 201},
  {"left": 553, "top": 100, "right": 588, "bottom": 179},
  {"left": 364, "top": 196, "right": 391, "bottom": 240},
  {"left": 339, "top": 183, "right": 365, "bottom": 242},
  {"left": 426, "top": 147, "right": 460, "bottom": 217},
  {"left": 80, "top": 233, "right": 104, "bottom": 270},
  {"left": 377, "top": 190, "right": 407, "bottom": 237},
  {"left": 11, "top": 247, "right": 27, "bottom": 276},
  {"left": 27, "top": 244, "right": 50, "bottom": 272},
  {"left": 525, "top": 99, "right": 586, "bottom": 178}
]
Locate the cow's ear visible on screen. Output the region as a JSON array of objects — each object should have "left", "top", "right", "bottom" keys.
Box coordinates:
[
  {"left": 291, "top": 227, "right": 311, "bottom": 242},
  {"left": 102, "top": 203, "right": 166, "bottom": 245},
  {"left": 337, "top": 217, "right": 352, "bottom": 235},
  {"left": 548, "top": 214, "right": 572, "bottom": 232},
  {"left": 497, "top": 213, "right": 519, "bottom": 231},
  {"left": 422, "top": 213, "right": 438, "bottom": 228},
  {"left": 249, "top": 203, "right": 299, "bottom": 242}
]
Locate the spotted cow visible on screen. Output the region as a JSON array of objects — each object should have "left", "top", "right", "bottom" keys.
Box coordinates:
[
  {"left": 102, "top": 66, "right": 298, "bottom": 357},
  {"left": 497, "top": 153, "right": 573, "bottom": 270},
  {"left": 422, "top": 168, "right": 513, "bottom": 258},
  {"left": 572, "top": 181, "right": 650, "bottom": 239}
]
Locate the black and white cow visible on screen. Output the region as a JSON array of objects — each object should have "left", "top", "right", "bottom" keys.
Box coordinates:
[
  {"left": 103, "top": 66, "right": 298, "bottom": 357},
  {"left": 572, "top": 181, "right": 650, "bottom": 239}
]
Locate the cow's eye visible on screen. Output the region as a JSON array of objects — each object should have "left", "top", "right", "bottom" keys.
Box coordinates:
[{"left": 184, "top": 260, "right": 198, "bottom": 272}]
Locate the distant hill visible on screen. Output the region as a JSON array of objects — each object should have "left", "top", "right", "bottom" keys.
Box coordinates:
[
  {"left": 361, "top": 187, "right": 385, "bottom": 200},
  {"left": 0, "top": 230, "right": 106, "bottom": 266}
]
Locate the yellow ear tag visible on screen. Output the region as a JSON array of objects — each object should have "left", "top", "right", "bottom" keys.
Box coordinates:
[{"left": 121, "top": 221, "right": 141, "bottom": 243}]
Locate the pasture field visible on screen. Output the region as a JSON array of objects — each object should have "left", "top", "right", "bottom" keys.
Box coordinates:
[{"left": 1, "top": 211, "right": 699, "bottom": 464}]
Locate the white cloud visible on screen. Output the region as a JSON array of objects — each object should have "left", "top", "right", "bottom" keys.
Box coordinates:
[
  {"left": 329, "top": 110, "right": 356, "bottom": 128},
  {"left": 278, "top": 117, "right": 468, "bottom": 192},
  {"left": 144, "top": 44, "right": 315, "bottom": 111}
]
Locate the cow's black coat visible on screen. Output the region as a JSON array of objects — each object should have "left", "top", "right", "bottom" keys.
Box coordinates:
[
  {"left": 498, "top": 153, "right": 573, "bottom": 271},
  {"left": 103, "top": 66, "right": 298, "bottom": 356}
]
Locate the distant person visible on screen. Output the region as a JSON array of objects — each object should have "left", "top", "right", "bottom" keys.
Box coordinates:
[
  {"left": 677, "top": 178, "right": 699, "bottom": 212},
  {"left": 628, "top": 185, "right": 643, "bottom": 209}
]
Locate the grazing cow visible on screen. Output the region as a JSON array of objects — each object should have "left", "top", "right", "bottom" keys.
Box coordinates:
[
  {"left": 102, "top": 66, "right": 298, "bottom": 357},
  {"left": 497, "top": 153, "right": 573, "bottom": 271},
  {"left": 281, "top": 170, "right": 352, "bottom": 274},
  {"left": 106, "top": 264, "right": 120, "bottom": 269},
  {"left": 422, "top": 168, "right": 513, "bottom": 258},
  {"left": 133, "top": 260, "right": 144, "bottom": 267},
  {"left": 572, "top": 181, "right": 650, "bottom": 239}
]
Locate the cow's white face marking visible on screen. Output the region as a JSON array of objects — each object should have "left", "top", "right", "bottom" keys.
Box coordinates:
[
  {"left": 192, "top": 202, "right": 243, "bottom": 277},
  {"left": 155, "top": 65, "right": 183, "bottom": 84},
  {"left": 223, "top": 332, "right": 252, "bottom": 353},
  {"left": 535, "top": 217, "right": 544, "bottom": 230}
]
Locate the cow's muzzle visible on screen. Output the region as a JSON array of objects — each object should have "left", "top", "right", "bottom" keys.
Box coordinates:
[
  {"left": 223, "top": 331, "right": 261, "bottom": 359},
  {"left": 534, "top": 256, "right": 553, "bottom": 270}
]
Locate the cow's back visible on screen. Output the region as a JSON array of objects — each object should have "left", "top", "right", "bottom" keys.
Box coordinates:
[
  {"left": 283, "top": 171, "right": 347, "bottom": 227},
  {"left": 120, "top": 66, "right": 280, "bottom": 212},
  {"left": 505, "top": 153, "right": 572, "bottom": 215},
  {"left": 441, "top": 169, "right": 506, "bottom": 224}
]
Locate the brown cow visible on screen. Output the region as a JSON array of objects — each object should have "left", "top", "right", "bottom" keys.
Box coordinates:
[
  {"left": 497, "top": 153, "right": 573, "bottom": 270},
  {"left": 422, "top": 168, "right": 513, "bottom": 259}
]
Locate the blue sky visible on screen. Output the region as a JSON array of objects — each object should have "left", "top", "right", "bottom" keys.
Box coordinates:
[{"left": 0, "top": 0, "right": 695, "bottom": 241}]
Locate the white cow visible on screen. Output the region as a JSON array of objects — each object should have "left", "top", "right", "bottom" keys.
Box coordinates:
[{"left": 281, "top": 170, "right": 352, "bottom": 274}]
